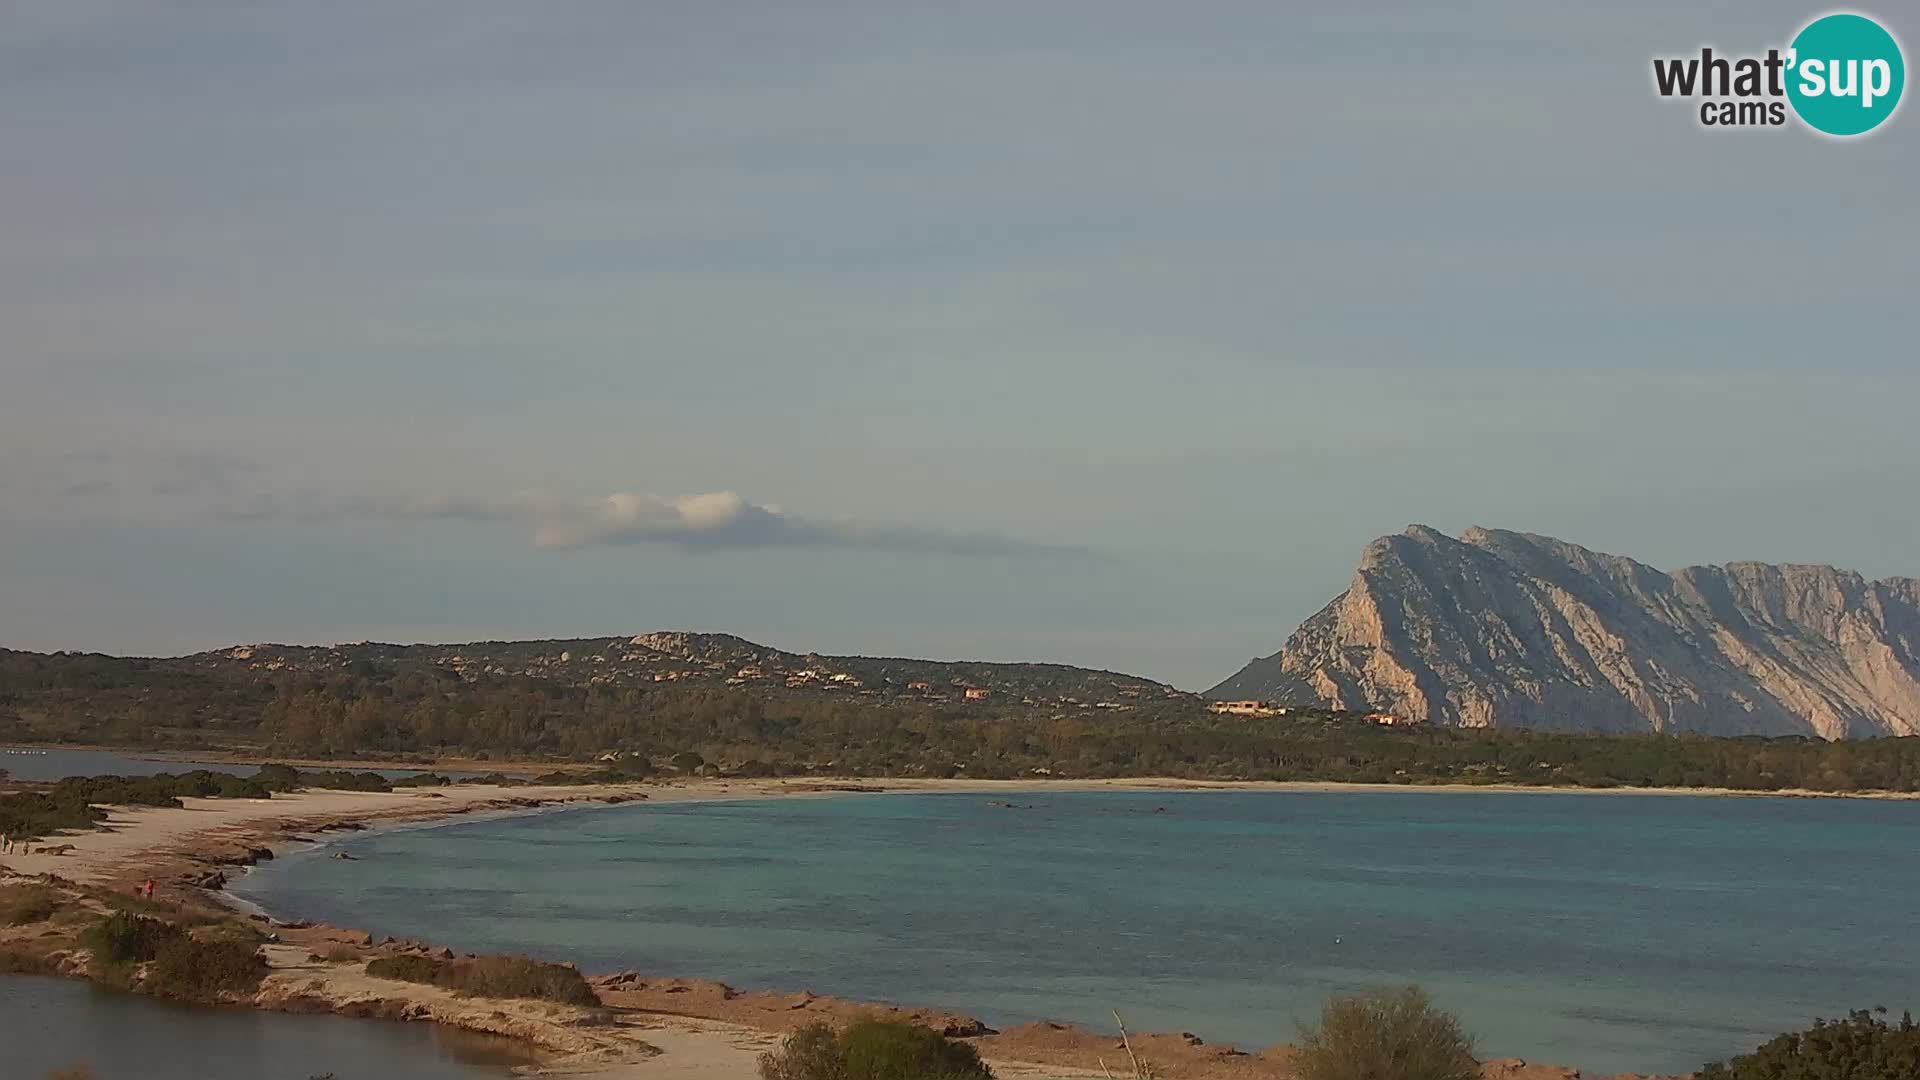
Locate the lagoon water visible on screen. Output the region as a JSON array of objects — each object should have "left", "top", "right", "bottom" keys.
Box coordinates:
[
  {"left": 232, "top": 789, "right": 1920, "bottom": 1075},
  {"left": 0, "top": 976, "right": 530, "bottom": 1079}
]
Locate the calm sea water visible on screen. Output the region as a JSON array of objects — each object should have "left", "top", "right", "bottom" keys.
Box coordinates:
[
  {"left": 231, "top": 789, "right": 1920, "bottom": 1075},
  {"left": 0, "top": 976, "right": 530, "bottom": 1080}
]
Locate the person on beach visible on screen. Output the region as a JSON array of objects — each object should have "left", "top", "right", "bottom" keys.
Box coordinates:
[{"left": 143, "top": 879, "right": 156, "bottom": 899}]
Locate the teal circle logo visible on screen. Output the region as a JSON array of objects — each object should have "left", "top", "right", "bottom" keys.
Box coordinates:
[{"left": 1786, "top": 13, "right": 1905, "bottom": 136}]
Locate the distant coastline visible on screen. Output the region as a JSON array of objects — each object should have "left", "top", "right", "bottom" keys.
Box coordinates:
[{"left": 9, "top": 744, "right": 1920, "bottom": 802}]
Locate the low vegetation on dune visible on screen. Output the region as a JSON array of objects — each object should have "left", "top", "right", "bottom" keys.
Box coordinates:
[
  {"left": 0, "top": 758, "right": 644, "bottom": 842},
  {"left": 759, "top": 1017, "right": 995, "bottom": 1080},
  {"left": 75, "top": 911, "right": 266, "bottom": 1001},
  {"left": 1294, "top": 986, "right": 1479, "bottom": 1080},
  {"left": 81, "top": 911, "right": 188, "bottom": 969},
  {"left": 145, "top": 935, "right": 268, "bottom": 1002},
  {"left": 0, "top": 940, "right": 63, "bottom": 975},
  {"left": 365, "top": 953, "right": 600, "bottom": 1007},
  {"left": 0, "top": 883, "right": 60, "bottom": 926},
  {"left": 1699, "top": 1008, "right": 1920, "bottom": 1079}
]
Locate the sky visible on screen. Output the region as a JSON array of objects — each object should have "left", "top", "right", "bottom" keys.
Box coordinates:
[{"left": 2, "top": 2, "right": 1915, "bottom": 690}]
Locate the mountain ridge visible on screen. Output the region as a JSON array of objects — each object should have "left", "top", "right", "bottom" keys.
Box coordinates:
[
  {"left": 156, "top": 631, "right": 1186, "bottom": 706},
  {"left": 1209, "top": 526, "right": 1920, "bottom": 738}
]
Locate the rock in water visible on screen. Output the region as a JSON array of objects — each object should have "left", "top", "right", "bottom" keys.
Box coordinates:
[{"left": 1210, "top": 525, "right": 1920, "bottom": 738}]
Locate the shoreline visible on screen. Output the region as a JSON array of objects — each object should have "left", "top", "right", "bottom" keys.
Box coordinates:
[
  {"left": 7, "top": 742, "right": 1918, "bottom": 802},
  {"left": 0, "top": 779, "right": 1162, "bottom": 1078},
  {"left": 0, "top": 775, "right": 1823, "bottom": 1077}
]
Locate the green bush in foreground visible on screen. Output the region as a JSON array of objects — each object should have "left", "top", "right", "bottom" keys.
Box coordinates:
[
  {"left": 80, "top": 912, "right": 187, "bottom": 969},
  {"left": 365, "top": 954, "right": 443, "bottom": 983},
  {"left": 145, "top": 937, "right": 267, "bottom": 1002},
  {"left": 1294, "top": 986, "right": 1478, "bottom": 1080},
  {"left": 759, "top": 1018, "right": 994, "bottom": 1080},
  {"left": 366, "top": 953, "right": 599, "bottom": 1007},
  {"left": 1699, "top": 1008, "right": 1920, "bottom": 1079}
]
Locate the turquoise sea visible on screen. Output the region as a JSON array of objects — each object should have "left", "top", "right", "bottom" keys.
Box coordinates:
[{"left": 231, "top": 788, "right": 1920, "bottom": 1076}]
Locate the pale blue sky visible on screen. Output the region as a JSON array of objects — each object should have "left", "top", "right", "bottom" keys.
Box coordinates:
[{"left": 3, "top": 2, "right": 1915, "bottom": 688}]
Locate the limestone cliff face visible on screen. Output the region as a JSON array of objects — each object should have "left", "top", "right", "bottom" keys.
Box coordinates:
[{"left": 1209, "top": 526, "right": 1920, "bottom": 738}]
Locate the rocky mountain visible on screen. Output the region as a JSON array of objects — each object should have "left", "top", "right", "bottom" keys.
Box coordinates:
[{"left": 1210, "top": 526, "right": 1920, "bottom": 738}]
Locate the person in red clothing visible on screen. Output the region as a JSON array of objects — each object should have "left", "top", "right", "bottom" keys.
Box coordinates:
[{"left": 143, "top": 879, "right": 155, "bottom": 899}]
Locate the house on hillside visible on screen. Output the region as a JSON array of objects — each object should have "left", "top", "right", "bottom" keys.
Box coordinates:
[
  {"left": 1208, "top": 700, "right": 1289, "bottom": 717},
  {"left": 963, "top": 687, "right": 991, "bottom": 701}
]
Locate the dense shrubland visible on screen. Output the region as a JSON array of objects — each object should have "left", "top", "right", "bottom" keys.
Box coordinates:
[
  {"left": 365, "top": 952, "right": 600, "bottom": 1006},
  {"left": 0, "top": 766, "right": 382, "bottom": 840},
  {"left": 759, "top": 1018, "right": 995, "bottom": 1080},
  {"left": 1700, "top": 1009, "right": 1920, "bottom": 1079}
]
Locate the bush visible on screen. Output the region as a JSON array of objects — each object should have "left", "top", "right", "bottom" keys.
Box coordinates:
[
  {"left": 759, "top": 1018, "right": 994, "bottom": 1080},
  {"left": 193, "top": 919, "right": 270, "bottom": 947},
  {"left": 1294, "top": 986, "right": 1478, "bottom": 1080},
  {"left": 450, "top": 955, "right": 600, "bottom": 1006},
  {"left": 1699, "top": 1008, "right": 1920, "bottom": 1079},
  {"left": 612, "top": 756, "right": 657, "bottom": 778},
  {"left": 0, "top": 789, "right": 108, "bottom": 840},
  {"left": 0, "top": 884, "right": 60, "bottom": 926},
  {"left": 366, "top": 954, "right": 445, "bottom": 983},
  {"left": 251, "top": 763, "right": 302, "bottom": 791},
  {"left": 146, "top": 937, "right": 267, "bottom": 1002},
  {"left": 0, "top": 943, "right": 63, "bottom": 975},
  {"left": 391, "top": 772, "right": 453, "bottom": 787},
  {"left": 81, "top": 912, "right": 187, "bottom": 968},
  {"left": 368, "top": 953, "right": 599, "bottom": 1007}
]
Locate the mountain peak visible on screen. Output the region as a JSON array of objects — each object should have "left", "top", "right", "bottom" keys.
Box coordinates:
[
  {"left": 1210, "top": 527, "right": 1920, "bottom": 738},
  {"left": 628, "top": 631, "right": 766, "bottom": 658}
]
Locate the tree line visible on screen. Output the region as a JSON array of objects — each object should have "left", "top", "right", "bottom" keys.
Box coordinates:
[{"left": 4, "top": 651, "right": 1919, "bottom": 793}]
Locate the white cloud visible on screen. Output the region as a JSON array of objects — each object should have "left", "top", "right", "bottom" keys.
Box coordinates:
[
  {"left": 20, "top": 446, "right": 1082, "bottom": 558},
  {"left": 161, "top": 484, "right": 1082, "bottom": 557},
  {"left": 530, "top": 490, "right": 1083, "bottom": 557}
]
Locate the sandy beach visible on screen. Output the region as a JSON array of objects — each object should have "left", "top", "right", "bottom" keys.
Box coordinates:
[{"left": 1, "top": 775, "right": 1731, "bottom": 1078}]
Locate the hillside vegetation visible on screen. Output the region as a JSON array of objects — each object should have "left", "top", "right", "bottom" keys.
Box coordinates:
[{"left": 4, "top": 638, "right": 1919, "bottom": 794}]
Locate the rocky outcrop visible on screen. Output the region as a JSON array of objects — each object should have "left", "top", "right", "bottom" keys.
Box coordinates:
[{"left": 1210, "top": 526, "right": 1920, "bottom": 738}]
